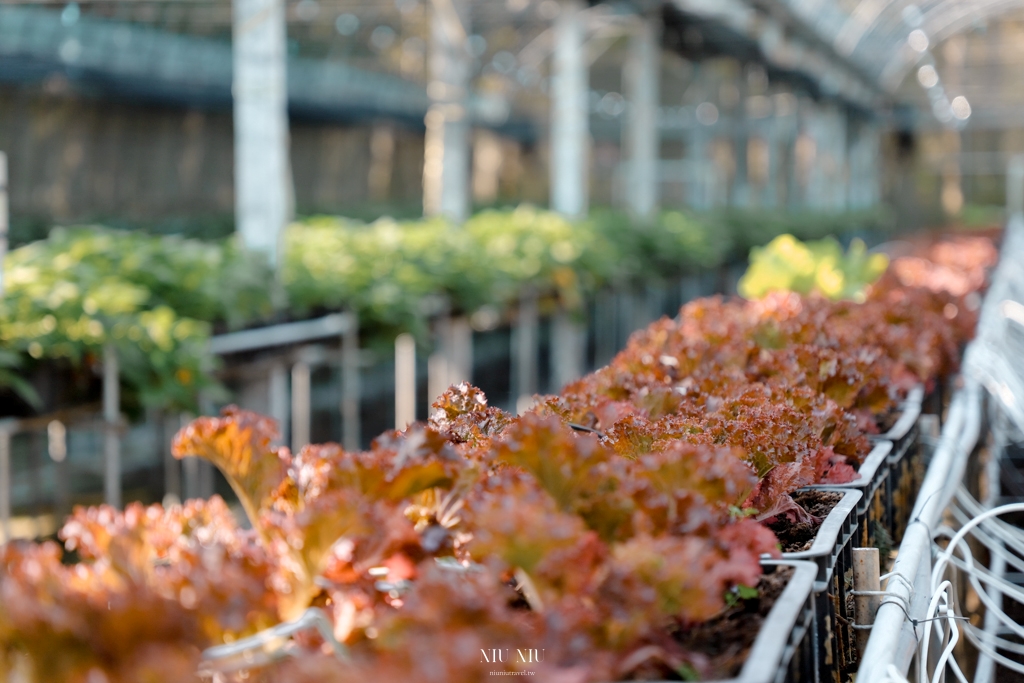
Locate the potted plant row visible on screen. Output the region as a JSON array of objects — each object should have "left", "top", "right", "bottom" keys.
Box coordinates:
[{"left": 0, "top": 234, "right": 997, "bottom": 683}]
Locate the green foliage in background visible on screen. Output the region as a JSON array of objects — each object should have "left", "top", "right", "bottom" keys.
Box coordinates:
[
  {"left": 710, "top": 207, "right": 895, "bottom": 256},
  {"left": 0, "top": 227, "right": 273, "bottom": 411},
  {"left": 2, "top": 207, "right": 892, "bottom": 414},
  {"left": 738, "top": 234, "right": 889, "bottom": 302},
  {"left": 283, "top": 205, "right": 729, "bottom": 340}
]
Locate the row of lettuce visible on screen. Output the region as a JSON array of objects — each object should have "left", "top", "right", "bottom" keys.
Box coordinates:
[
  {"left": 0, "top": 206, "right": 891, "bottom": 413},
  {"left": 0, "top": 233, "right": 997, "bottom": 682}
]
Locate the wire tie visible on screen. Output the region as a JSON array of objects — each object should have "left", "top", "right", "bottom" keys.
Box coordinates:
[{"left": 851, "top": 615, "right": 969, "bottom": 631}]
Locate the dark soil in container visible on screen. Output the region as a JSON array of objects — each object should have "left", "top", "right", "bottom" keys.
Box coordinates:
[
  {"left": 877, "top": 408, "right": 900, "bottom": 434},
  {"left": 767, "top": 490, "right": 844, "bottom": 553},
  {"left": 655, "top": 566, "right": 795, "bottom": 681}
]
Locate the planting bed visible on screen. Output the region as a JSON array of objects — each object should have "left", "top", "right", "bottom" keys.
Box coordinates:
[
  {"left": 778, "top": 490, "right": 863, "bottom": 682},
  {"left": 877, "top": 386, "right": 925, "bottom": 544},
  {"left": 0, "top": 235, "right": 998, "bottom": 682},
  {"left": 677, "top": 561, "right": 818, "bottom": 683}
]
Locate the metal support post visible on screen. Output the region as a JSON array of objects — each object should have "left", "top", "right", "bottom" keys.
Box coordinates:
[
  {"left": 198, "top": 392, "right": 217, "bottom": 498},
  {"left": 423, "top": 0, "right": 471, "bottom": 223},
  {"left": 233, "top": 0, "right": 291, "bottom": 265},
  {"left": 428, "top": 314, "right": 473, "bottom": 414},
  {"left": 624, "top": 16, "right": 659, "bottom": 219},
  {"left": 594, "top": 289, "right": 618, "bottom": 368},
  {"left": 269, "top": 361, "right": 289, "bottom": 446},
  {"left": 1007, "top": 154, "right": 1024, "bottom": 218},
  {"left": 447, "top": 316, "right": 472, "bottom": 386},
  {"left": 290, "top": 359, "right": 311, "bottom": 453},
  {"left": 551, "top": 310, "right": 586, "bottom": 392},
  {"left": 0, "top": 421, "right": 11, "bottom": 542},
  {"left": 853, "top": 547, "right": 881, "bottom": 655},
  {"left": 48, "top": 420, "right": 68, "bottom": 519},
  {"left": 513, "top": 290, "right": 539, "bottom": 413},
  {"left": 0, "top": 151, "right": 8, "bottom": 296},
  {"left": 762, "top": 120, "right": 781, "bottom": 207},
  {"left": 686, "top": 126, "right": 710, "bottom": 209},
  {"left": 179, "top": 413, "right": 199, "bottom": 500},
  {"left": 341, "top": 318, "right": 361, "bottom": 451},
  {"left": 550, "top": 0, "right": 589, "bottom": 218},
  {"left": 103, "top": 343, "right": 121, "bottom": 508},
  {"left": 163, "top": 411, "right": 182, "bottom": 503},
  {"left": 428, "top": 317, "right": 451, "bottom": 412},
  {"left": 395, "top": 333, "right": 417, "bottom": 429},
  {"left": 183, "top": 455, "right": 200, "bottom": 500}
]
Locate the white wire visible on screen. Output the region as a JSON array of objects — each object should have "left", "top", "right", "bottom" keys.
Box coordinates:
[
  {"left": 919, "top": 579, "right": 952, "bottom": 682},
  {"left": 948, "top": 503, "right": 1024, "bottom": 577},
  {"left": 920, "top": 502, "right": 1024, "bottom": 683},
  {"left": 932, "top": 503, "right": 1024, "bottom": 590},
  {"left": 942, "top": 548, "right": 1024, "bottom": 605},
  {"left": 953, "top": 489, "right": 1024, "bottom": 562},
  {"left": 933, "top": 527, "right": 1024, "bottom": 647},
  {"left": 931, "top": 590, "right": 961, "bottom": 683},
  {"left": 916, "top": 579, "right": 969, "bottom": 683},
  {"left": 963, "top": 622, "right": 1024, "bottom": 675}
]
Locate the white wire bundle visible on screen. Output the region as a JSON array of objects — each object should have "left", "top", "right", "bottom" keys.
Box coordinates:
[
  {"left": 863, "top": 217, "right": 1024, "bottom": 681},
  {"left": 916, "top": 501, "right": 1024, "bottom": 682}
]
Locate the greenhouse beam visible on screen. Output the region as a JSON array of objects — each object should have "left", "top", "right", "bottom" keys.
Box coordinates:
[{"left": 208, "top": 314, "right": 355, "bottom": 356}]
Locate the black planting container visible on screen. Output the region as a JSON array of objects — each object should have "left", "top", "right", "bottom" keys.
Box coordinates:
[
  {"left": 781, "top": 490, "right": 862, "bottom": 683},
  {"left": 872, "top": 385, "right": 924, "bottom": 544},
  {"left": 806, "top": 440, "right": 892, "bottom": 551},
  {"left": 697, "top": 559, "right": 820, "bottom": 683}
]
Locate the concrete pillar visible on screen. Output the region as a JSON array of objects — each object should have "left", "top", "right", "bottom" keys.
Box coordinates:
[
  {"left": 624, "top": 16, "right": 659, "bottom": 219},
  {"left": 233, "top": 0, "right": 291, "bottom": 265},
  {"left": 423, "top": 0, "right": 471, "bottom": 223},
  {"left": 550, "top": 0, "right": 589, "bottom": 218}
]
